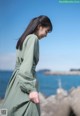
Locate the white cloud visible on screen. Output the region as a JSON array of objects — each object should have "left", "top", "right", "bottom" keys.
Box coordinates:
[
  {"left": 0, "top": 53, "right": 16, "bottom": 70},
  {"left": 37, "top": 54, "right": 80, "bottom": 71},
  {"left": 0, "top": 52, "right": 80, "bottom": 71}
]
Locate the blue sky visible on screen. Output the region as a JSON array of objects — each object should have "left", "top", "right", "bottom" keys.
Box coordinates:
[{"left": 0, "top": 0, "right": 80, "bottom": 71}]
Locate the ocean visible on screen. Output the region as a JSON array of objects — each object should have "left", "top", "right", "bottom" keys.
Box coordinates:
[{"left": 0, "top": 70, "right": 80, "bottom": 99}]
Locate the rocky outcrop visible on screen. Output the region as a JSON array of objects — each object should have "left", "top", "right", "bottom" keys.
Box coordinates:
[
  {"left": 39, "top": 87, "right": 80, "bottom": 116},
  {"left": 0, "top": 87, "right": 80, "bottom": 116}
]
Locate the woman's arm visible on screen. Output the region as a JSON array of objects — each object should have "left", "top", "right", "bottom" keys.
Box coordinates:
[{"left": 18, "top": 35, "right": 40, "bottom": 103}]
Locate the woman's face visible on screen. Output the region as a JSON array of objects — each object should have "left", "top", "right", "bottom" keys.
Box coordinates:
[{"left": 36, "top": 26, "right": 50, "bottom": 39}]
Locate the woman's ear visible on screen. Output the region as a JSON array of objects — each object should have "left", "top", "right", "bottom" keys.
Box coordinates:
[{"left": 37, "top": 24, "right": 42, "bottom": 30}]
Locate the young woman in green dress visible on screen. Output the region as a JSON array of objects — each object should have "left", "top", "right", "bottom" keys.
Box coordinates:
[{"left": 0, "top": 15, "right": 53, "bottom": 116}]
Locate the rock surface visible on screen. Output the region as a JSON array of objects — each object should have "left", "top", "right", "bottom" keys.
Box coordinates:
[
  {"left": 0, "top": 87, "right": 80, "bottom": 116},
  {"left": 39, "top": 87, "right": 80, "bottom": 116}
]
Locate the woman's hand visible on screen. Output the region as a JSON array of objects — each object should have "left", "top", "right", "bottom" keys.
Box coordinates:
[{"left": 29, "top": 91, "right": 40, "bottom": 103}]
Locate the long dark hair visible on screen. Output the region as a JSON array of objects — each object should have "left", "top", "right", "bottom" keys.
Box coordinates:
[{"left": 16, "top": 15, "right": 53, "bottom": 50}]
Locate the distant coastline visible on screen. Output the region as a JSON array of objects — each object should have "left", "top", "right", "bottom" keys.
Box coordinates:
[
  {"left": 44, "top": 71, "right": 80, "bottom": 76},
  {"left": 1, "top": 69, "right": 80, "bottom": 76},
  {"left": 37, "top": 69, "right": 80, "bottom": 75}
]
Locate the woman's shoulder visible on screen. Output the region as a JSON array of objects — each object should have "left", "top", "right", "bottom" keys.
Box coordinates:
[
  {"left": 23, "top": 34, "right": 39, "bottom": 47},
  {"left": 28, "top": 34, "right": 38, "bottom": 39},
  {"left": 25, "top": 34, "right": 38, "bottom": 43}
]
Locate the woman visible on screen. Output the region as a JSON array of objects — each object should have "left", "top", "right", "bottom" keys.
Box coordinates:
[{"left": 0, "top": 15, "right": 53, "bottom": 116}]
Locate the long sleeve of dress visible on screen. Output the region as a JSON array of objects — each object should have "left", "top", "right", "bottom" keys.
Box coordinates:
[{"left": 18, "top": 34, "right": 39, "bottom": 94}]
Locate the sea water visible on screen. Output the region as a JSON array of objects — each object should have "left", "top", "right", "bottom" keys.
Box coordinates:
[{"left": 0, "top": 70, "right": 80, "bottom": 98}]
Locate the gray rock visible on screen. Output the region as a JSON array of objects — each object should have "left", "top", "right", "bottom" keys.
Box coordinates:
[{"left": 39, "top": 87, "right": 78, "bottom": 116}]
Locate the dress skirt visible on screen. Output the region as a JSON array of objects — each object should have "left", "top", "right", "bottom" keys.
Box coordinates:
[{"left": 0, "top": 69, "right": 40, "bottom": 116}]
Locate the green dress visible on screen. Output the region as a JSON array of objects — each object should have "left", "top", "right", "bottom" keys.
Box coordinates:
[{"left": 0, "top": 34, "right": 40, "bottom": 116}]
